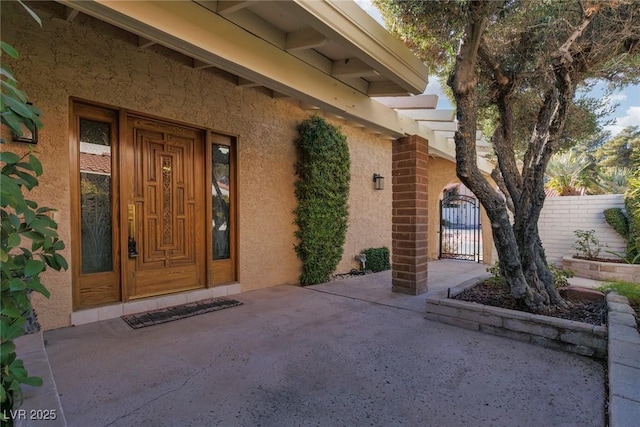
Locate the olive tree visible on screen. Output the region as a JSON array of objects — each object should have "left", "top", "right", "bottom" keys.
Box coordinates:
[{"left": 376, "top": 0, "right": 640, "bottom": 310}]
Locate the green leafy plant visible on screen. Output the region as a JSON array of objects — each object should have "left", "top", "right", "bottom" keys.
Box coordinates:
[
  {"left": 604, "top": 208, "right": 628, "bottom": 237},
  {"left": 1, "top": 154, "right": 69, "bottom": 420},
  {"left": 1, "top": 9, "right": 67, "bottom": 423},
  {"left": 548, "top": 265, "right": 574, "bottom": 288},
  {"left": 485, "top": 260, "right": 503, "bottom": 285},
  {"left": 602, "top": 180, "right": 640, "bottom": 264},
  {"left": 293, "top": 116, "right": 350, "bottom": 285},
  {"left": 597, "top": 281, "right": 640, "bottom": 306},
  {"left": 487, "top": 261, "right": 573, "bottom": 288},
  {"left": 1, "top": 150, "right": 68, "bottom": 423},
  {"left": 573, "top": 229, "right": 601, "bottom": 260},
  {"left": 1, "top": 26, "right": 42, "bottom": 141},
  {"left": 361, "top": 247, "right": 390, "bottom": 273}
]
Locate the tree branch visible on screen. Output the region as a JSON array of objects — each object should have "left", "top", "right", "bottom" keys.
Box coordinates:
[{"left": 478, "top": 42, "right": 523, "bottom": 207}]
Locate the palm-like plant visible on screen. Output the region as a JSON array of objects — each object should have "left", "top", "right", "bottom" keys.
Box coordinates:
[
  {"left": 545, "top": 151, "right": 592, "bottom": 196},
  {"left": 595, "top": 167, "right": 631, "bottom": 195}
]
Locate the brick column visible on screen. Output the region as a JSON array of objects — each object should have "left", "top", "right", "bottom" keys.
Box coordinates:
[{"left": 392, "top": 135, "right": 428, "bottom": 295}]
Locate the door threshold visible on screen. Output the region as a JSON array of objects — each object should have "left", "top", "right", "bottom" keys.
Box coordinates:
[{"left": 71, "top": 283, "right": 241, "bottom": 326}]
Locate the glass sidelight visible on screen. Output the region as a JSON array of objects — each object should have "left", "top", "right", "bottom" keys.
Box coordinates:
[
  {"left": 79, "top": 118, "right": 114, "bottom": 274},
  {"left": 210, "top": 133, "right": 236, "bottom": 286},
  {"left": 212, "top": 144, "right": 231, "bottom": 260},
  {"left": 72, "top": 102, "right": 121, "bottom": 309}
]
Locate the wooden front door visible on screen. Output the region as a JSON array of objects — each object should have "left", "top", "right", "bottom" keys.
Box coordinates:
[{"left": 123, "top": 116, "right": 206, "bottom": 299}]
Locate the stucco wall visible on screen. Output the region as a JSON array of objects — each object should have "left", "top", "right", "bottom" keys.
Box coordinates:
[
  {"left": 539, "top": 194, "right": 626, "bottom": 266},
  {"left": 1, "top": 3, "right": 392, "bottom": 329}
]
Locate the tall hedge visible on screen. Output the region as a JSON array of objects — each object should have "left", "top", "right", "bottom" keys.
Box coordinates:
[
  {"left": 625, "top": 177, "right": 640, "bottom": 260},
  {"left": 294, "top": 116, "right": 350, "bottom": 285}
]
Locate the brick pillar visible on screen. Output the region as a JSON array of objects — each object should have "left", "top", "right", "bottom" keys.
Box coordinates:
[{"left": 392, "top": 135, "right": 428, "bottom": 295}]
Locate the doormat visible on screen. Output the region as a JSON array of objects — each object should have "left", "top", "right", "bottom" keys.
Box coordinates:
[{"left": 121, "top": 297, "right": 243, "bottom": 329}]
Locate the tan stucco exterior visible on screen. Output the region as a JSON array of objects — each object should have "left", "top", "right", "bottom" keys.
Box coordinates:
[{"left": 1, "top": 4, "right": 393, "bottom": 329}]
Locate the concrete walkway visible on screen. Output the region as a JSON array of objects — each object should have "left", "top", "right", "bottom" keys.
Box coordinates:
[{"left": 44, "top": 260, "right": 605, "bottom": 427}]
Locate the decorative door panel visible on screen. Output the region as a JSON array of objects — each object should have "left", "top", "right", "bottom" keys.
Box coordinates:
[{"left": 127, "top": 117, "right": 206, "bottom": 298}]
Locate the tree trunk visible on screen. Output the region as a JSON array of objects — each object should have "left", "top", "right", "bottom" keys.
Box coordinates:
[{"left": 448, "top": 2, "right": 569, "bottom": 311}]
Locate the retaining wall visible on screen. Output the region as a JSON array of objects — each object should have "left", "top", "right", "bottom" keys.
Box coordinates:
[{"left": 425, "top": 292, "right": 607, "bottom": 359}]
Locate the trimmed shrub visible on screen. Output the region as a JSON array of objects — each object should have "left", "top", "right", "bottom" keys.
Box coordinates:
[
  {"left": 603, "top": 208, "right": 628, "bottom": 237},
  {"left": 625, "top": 178, "right": 640, "bottom": 259},
  {"left": 293, "top": 116, "right": 350, "bottom": 285},
  {"left": 362, "top": 247, "right": 391, "bottom": 272},
  {"left": 603, "top": 178, "right": 640, "bottom": 263}
]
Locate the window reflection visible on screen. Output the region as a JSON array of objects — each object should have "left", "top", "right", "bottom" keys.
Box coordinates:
[
  {"left": 212, "top": 145, "right": 230, "bottom": 260},
  {"left": 79, "top": 119, "right": 113, "bottom": 273}
]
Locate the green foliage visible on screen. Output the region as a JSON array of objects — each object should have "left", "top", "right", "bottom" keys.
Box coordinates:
[
  {"left": 548, "top": 265, "right": 574, "bottom": 288},
  {"left": 626, "top": 178, "right": 640, "bottom": 250},
  {"left": 573, "top": 230, "right": 601, "bottom": 260},
  {"left": 593, "top": 168, "right": 631, "bottom": 195},
  {"left": 1, "top": 13, "right": 66, "bottom": 421},
  {"left": 593, "top": 126, "right": 640, "bottom": 169},
  {"left": 361, "top": 247, "right": 390, "bottom": 273},
  {"left": 604, "top": 208, "right": 629, "bottom": 239},
  {"left": 603, "top": 179, "right": 640, "bottom": 264},
  {"left": 487, "top": 261, "right": 573, "bottom": 288},
  {"left": 293, "top": 116, "right": 350, "bottom": 285},
  {"left": 1, "top": 153, "right": 68, "bottom": 418},
  {"left": 598, "top": 281, "right": 640, "bottom": 306},
  {"left": 485, "top": 261, "right": 503, "bottom": 285},
  {"left": 545, "top": 151, "right": 593, "bottom": 195},
  {"left": 0, "top": 41, "right": 42, "bottom": 144}
]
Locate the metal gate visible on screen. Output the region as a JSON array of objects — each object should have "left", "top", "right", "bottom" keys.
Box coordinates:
[{"left": 439, "top": 194, "right": 482, "bottom": 262}]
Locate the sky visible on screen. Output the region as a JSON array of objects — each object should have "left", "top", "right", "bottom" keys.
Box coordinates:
[{"left": 355, "top": 0, "right": 640, "bottom": 138}]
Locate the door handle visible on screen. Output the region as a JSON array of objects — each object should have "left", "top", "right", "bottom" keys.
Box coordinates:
[{"left": 127, "top": 204, "right": 139, "bottom": 258}]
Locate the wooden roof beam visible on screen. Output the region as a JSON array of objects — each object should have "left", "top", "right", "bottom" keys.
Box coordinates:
[
  {"left": 332, "top": 57, "right": 379, "bottom": 78},
  {"left": 367, "top": 81, "right": 409, "bottom": 97},
  {"left": 374, "top": 94, "right": 438, "bottom": 109},
  {"left": 285, "top": 28, "right": 328, "bottom": 52},
  {"left": 192, "top": 58, "right": 214, "bottom": 69},
  {"left": 137, "top": 36, "right": 155, "bottom": 49},
  {"left": 400, "top": 109, "right": 455, "bottom": 122},
  {"left": 217, "top": 1, "right": 251, "bottom": 16},
  {"left": 237, "top": 77, "right": 262, "bottom": 88},
  {"left": 66, "top": 7, "right": 80, "bottom": 22}
]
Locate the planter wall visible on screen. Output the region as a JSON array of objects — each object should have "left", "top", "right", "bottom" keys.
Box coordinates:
[
  {"left": 562, "top": 256, "right": 640, "bottom": 283},
  {"left": 425, "top": 292, "right": 607, "bottom": 359}
]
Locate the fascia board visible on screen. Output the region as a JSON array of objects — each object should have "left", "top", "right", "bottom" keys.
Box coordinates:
[
  {"left": 58, "top": 0, "right": 419, "bottom": 137},
  {"left": 289, "top": 0, "right": 428, "bottom": 95}
]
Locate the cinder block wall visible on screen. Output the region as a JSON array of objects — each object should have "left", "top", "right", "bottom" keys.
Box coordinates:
[{"left": 539, "top": 195, "right": 626, "bottom": 266}]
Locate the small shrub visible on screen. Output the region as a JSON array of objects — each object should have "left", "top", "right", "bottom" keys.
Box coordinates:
[
  {"left": 361, "top": 247, "right": 390, "bottom": 272},
  {"left": 549, "top": 265, "right": 574, "bottom": 288},
  {"left": 598, "top": 281, "right": 640, "bottom": 305},
  {"left": 603, "top": 208, "right": 629, "bottom": 237},
  {"left": 603, "top": 205, "right": 639, "bottom": 264},
  {"left": 486, "top": 261, "right": 572, "bottom": 288},
  {"left": 485, "top": 261, "right": 503, "bottom": 285},
  {"left": 573, "top": 229, "right": 601, "bottom": 260}
]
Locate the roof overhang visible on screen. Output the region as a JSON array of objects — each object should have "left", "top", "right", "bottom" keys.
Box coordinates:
[{"left": 56, "top": 0, "right": 494, "bottom": 174}]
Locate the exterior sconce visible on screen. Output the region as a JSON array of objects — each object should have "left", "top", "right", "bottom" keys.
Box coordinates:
[
  {"left": 373, "top": 173, "right": 384, "bottom": 190},
  {"left": 11, "top": 102, "right": 38, "bottom": 144}
]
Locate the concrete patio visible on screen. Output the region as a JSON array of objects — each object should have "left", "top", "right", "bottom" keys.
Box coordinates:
[{"left": 40, "top": 260, "right": 605, "bottom": 426}]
